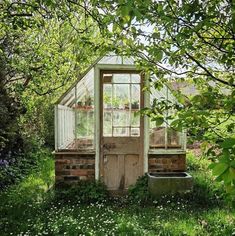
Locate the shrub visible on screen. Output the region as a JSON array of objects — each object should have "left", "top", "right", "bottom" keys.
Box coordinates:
[
  {"left": 0, "top": 148, "right": 53, "bottom": 192},
  {"left": 55, "top": 180, "right": 108, "bottom": 204},
  {"left": 186, "top": 151, "right": 225, "bottom": 206},
  {"left": 128, "top": 174, "right": 152, "bottom": 204}
]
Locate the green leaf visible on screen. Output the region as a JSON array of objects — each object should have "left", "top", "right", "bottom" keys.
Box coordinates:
[
  {"left": 230, "top": 160, "right": 235, "bottom": 168},
  {"left": 152, "top": 32, "right": 160, "bottom": 39},
  {"left": 170, "top": 119, "right": 183, "bottom": 130},
  {"left": 212, "top": 163, "right": 229, "bottom": 176},
  {"left": 208, "top": 162, "right": 216, "bottom": 169},
  {"left": 220, "top": 169, "right": 231, "bottom": 184},
  {"left": 155, "top": 50, "right": 163, "bottom": 61},
  {"left": 220, "top": 138, "right": 235, "bottom": 149},
  {"left": 229, "top": 167, "right": 235, "bottom": 180},
  {"left": 154, "top": 117, "right": 164, "bottom": 126},
  {"left": 219, "top": 154, "right": 230, "bottom": 164}
]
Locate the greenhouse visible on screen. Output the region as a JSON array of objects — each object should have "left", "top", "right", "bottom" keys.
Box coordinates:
[{"left": 54, "top": 54, "right": 187, "bottom": 190}]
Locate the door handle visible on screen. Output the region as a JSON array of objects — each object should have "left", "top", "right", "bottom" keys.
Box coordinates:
[{"left": 103, "top": 143, "right": 116, "bottom": 151}]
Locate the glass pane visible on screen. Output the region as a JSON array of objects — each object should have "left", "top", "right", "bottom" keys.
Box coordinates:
[
  {"left": 61, "top": 88, "right": 76, "bottom": 107},
  {"left": 113, "top": 110, "right": 129, "bottom": 127},
  {"left": 102, "top": 73, "right": 142, "bottom": 138},
  {"left": 149, "top": 127, "right": 165, "bottom": 148},
  {"left": 103, "top": 84, "right": 112, "bottom": 109},
  {"left": 167, "top": 129, "right": 181, "bottom": 148},
  {"left": 131, "top": 112, "right": 140, "bottom": 127},
  {"left": 87, "top": 111, "right": 94, "bottom": 136},
  {"left": 113, "top": 84, "right": 130, "bottom": 109},
  {"left": 77, "top": 110, "right": 87, "bottom": 137},
  {"left": 113, "top": 74, "right": 130, "bottom": 83},
  {"left": 75, "top": 110, "right": 94, "bottom": 149},
  {"left": 103, "top": 111, "right": 112, "bottom": 136},
  {"left": 131, "top": 74, "right": 141, "bottom": 83},
  {"left": 76, "top": 68, "right": 94, "bottom": 108},
  {"left": 131, "top": 84, "right": 140, "bottom": 110},
  {"left": 131, "top": 128, "right": 140, "bottom": 136},
  {"left": 113, "top": 127, "right": 129, "bottom": 137}
]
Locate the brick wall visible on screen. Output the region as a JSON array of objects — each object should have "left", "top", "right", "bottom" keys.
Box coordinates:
[
  {"left": 55, "top": 153, "right": 95, "bottom": 185},
  {"left": 148, "top": 154, "right": 186, "bottom": 172}
]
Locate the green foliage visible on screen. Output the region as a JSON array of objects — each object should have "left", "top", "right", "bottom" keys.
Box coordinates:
[
  {"left": 1, "top": 0, "right": 235, "bottom": 204},
  {"left": 0, "top": 0, "right": 108, "bottom": 157},
  {"left": 186, "top": 152, "right": 225, "bottom": 206},
  {"left": 0, "top": 148, "right": 54, "bottom": 199},
  {"left": 128, "top": 174, "right": 152, "bottom": 204},
  {"left": 0, "top": 81, "right": 25, "bottom": 159},
  {"left": 0, "top": 80, "right": 29, "bottom": 190},
  {"left": 0, "top": 148, "right": 55, "bottom": 234},
  {"left": 56, "top": 180, "right": 108, "bottom": 204},
  {"left": 207, "top": 138, "right": 235, "bottom": 204},
  {"left": 84, "top": 0, "right": 235, "bottom": 200},
  {"left": 1, "top": 151, "right": 235, "bottom": 235}
]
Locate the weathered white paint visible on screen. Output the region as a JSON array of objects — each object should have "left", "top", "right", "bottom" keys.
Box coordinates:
[
  {"left": 54, "top": 105, "right": 58, "bottom": 151},
  {"left": 96, "top": 64, "right": 137, "bottom": 70},
  {"left": 182, "top": 129, "right": 187, "bottom": 150},
  {"left": 94, "top": 65, "right": 100, "bottom": 180},
  {"left": 56, "top": 104, "right": 75, "bottom": 150},
  {"left": 95, "top": 64, "right": 137, "bottom": 180},
  {"left": 148, "top": 149, "right": 186, "bottom": 155},
  {"left": 55, "top": 55, "right": 187, "bottom": 168},
  {"left": 143, "top": 74, "right": 150, "bottom": 173},
  {"left": 165, "top": 86, "right": 169, "bottom": 150}
]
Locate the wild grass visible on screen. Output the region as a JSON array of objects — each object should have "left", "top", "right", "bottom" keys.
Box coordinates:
[{"left": 0, "top": 150, "right": 234, "bottom": 236}]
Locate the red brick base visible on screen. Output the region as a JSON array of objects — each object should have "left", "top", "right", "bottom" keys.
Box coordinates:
[
  {"left": 55, "top": 152, "right": 186, "bottom": 186},
  {"left": 55, "top": 152, "right": 95, "bottom": 185},
  {"left": 148, "top": 154, "right": 186, "bottom": 172}
]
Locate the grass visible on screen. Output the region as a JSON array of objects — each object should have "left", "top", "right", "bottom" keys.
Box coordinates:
[{"left": 0, "top": 150, "right": 234, "bottom": 236}]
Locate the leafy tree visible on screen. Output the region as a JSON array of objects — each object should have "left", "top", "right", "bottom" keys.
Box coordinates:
[
  {"left": 0, "top": 0, "right": 107, "bottom": 188},
  {"left": 0, "top": 68, "right": 25, "bottom": 161},
  {"left": 81, "top": 0, "right": 235, "bottom": 201},
  {"left": 0, "top": 0, "right": 107, "bottom": 147},
  {"left": 1, "top": 0, "right": 234, "bottom": 200}
]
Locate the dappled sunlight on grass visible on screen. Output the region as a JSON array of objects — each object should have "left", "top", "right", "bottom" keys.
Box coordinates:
[{"left": 0, "top": 150, "right": 234, "bottom": 235}]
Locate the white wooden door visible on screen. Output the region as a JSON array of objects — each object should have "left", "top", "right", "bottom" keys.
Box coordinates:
[{"left": 100, "top": 71, "right": 144, "bottom": 190}]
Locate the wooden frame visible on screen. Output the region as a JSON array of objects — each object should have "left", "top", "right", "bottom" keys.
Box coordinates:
[
  {"left": 54, "top": 57, "right": 186, "bottom": 181},
  {"left": 99, "top": 69, "right": 144, "bottom": 184},
  {"left": 94, "top": 64, "right": 147, "bottom": 180}
]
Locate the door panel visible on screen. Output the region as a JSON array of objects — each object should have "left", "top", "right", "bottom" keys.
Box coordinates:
[
  {"left": 124, "top": 155, "right": 141, "bottom": 188},
  {"left": 103, "top": 137, "right": 140, "bottom": 155},
  {"left": 101, "top": 71, "right": 143, "bottom": 190},
  {"left": 103, "top": 155, "right": 121, "bottom": 190}
]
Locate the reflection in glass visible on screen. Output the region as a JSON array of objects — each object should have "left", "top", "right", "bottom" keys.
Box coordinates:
[
  {"left": 149, "top": 127, "right": 165, "bottom": 148},
  {"left": 113, "top": 74, "right": 130, "bottom": 83},
  {"left": 113, "top": 111, "right": 129, "bottom": 127},
  {"left": 131, "top": 74, "right": 141, "bottom": 83},
  {"left": 103, "top": 111, "right": 112, "bottom": 136},
  {"left": 131, "top": 128, "right": 140, "bottom": 136},
  {"left": 131, "top": 84, "right": 140, "bottom": 110},
  {"left": 102, "top": 73, "right": 141, "bottom": 137},
  {"left": 167, "top": 128, "right": 181, "bottom": 148},
  {"left": 113, "top": 127, "right": 129, "bottom": 136},
  {"left": 131, "top": 112, "right": 140, "bottom": 127},
  {"left": 113, "top": 84, "right": 129, "bottom": 109},
  {"left": 103, "top": 84, "right": 112, "bottom": 109}
]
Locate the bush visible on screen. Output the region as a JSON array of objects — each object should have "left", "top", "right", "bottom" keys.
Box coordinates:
[
  {"left": 0, "top": 148, "right": 53, "bottom": 192},
  {"left": 186, "top": 151, "right": 225, "bottom": 206},
  {"left": 55, "top": 180, "right": 108, "bottom": 204},
  {"left": 128, "top": 174, "right": 152, "bottom": 204}
]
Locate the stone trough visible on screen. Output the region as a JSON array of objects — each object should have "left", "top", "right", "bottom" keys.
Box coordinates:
[{"left": 148, "top": 172, "right": 193, "bottom": 197}]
